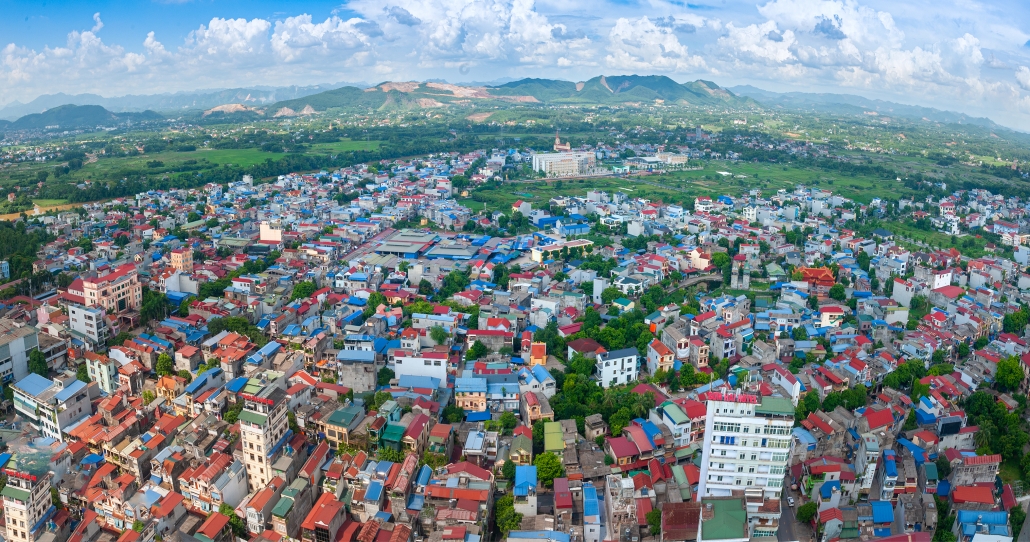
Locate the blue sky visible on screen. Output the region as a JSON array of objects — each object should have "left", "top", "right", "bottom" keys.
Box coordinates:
[{"left": 3, "top": 0, "right": 1030, "bottom": 128}]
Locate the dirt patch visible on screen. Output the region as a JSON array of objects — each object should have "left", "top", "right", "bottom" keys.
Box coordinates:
[
  {"left": 0, "top": 202, "right": 86, "bottom": 221},
  {"left": 272, "top": 107, "right": 297, "bottom": 117},
  {"left": 466, "top": 112, "right": 494, "bottom": 122},
  {"left": 416, "top": 98, "right": 444, "bottom": 108},
  {"left": 378, "top": 82, "right": 421, "bottom": 93},
  {"left": 497, "top": 95, "right": 540, "bottom": 103},
  {"left": 203, "top": 103, "right": 261, "bottom": 116},
  {"left": 575, "top": 81, "right": 585, "bottom": 91},
  {"left": 426, "top": 82, "right": 491, "bottom": 98}
]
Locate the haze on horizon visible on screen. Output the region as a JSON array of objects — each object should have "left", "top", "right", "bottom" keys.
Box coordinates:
[{"left": 2, "top": 0, "right": 1030, "bottom": 129}]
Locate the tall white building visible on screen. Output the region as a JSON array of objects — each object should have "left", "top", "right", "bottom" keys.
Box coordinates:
[
  {"left": 531, "top": 152, "right": 596, "bottom": 176},
  {"left": 238, "top": 384, "right": 291, "bottom": 492},
  {"left": 68, "top": 304, "right": 109, "bottom": 351},
  {"left": 697, "top": 391, "right": 794, "bottom": 538},
  {"left": 596, "top": 348, "right": 639, "bottom": 389}
]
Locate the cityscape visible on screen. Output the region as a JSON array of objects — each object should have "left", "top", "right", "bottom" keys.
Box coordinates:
[{"left": 1, "top": 3, "right": 1030, "bottom": 542}]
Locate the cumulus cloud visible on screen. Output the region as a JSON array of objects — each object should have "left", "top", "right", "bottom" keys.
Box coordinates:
[
  {"left": 606, "top": 17, "right": 706, "bottom": 72},
  {"left": 1017, "top": 66, "right": 1030, "bottom": 91},
  {"left": 1, "top": 0, "right": 1030, "bottom": 128}
]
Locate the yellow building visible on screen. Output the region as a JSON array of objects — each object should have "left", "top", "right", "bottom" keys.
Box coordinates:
[{"left": 170, "top": 247, "right": 194, "bottom": 273}]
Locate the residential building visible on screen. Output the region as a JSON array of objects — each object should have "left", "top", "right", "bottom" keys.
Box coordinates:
[
  {"left": 597, "top": 348, "right": 639, "bottom": 388},
  {"left": 697, "top": 392, "right": 794, "bottom": 538},
  {"left": 82, "top": 264, "right": 143, "bottom": 312},
  {"left": 68, "top": 304, "right": 109, "bottom": 350},
  {"left": 239, "top": 384, "right": 291, "bottom": 492}
]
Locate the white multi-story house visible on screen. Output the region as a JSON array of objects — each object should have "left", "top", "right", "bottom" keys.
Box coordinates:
[
  {"left": 596, "top": 348, "right": 639, "bottom": 388},
  {"left": 697, "top": 391, "right": 794, "bottom": 538},
  {"left": 68, "top": 304, "right": 109, "bottom": 350},
  {"left": 855, "top": 433, "right": 880, "bottom": 497}
]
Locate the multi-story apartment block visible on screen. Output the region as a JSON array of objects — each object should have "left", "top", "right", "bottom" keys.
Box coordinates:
[
  {"left": 85, "top": 351, "right": 120, "bottom": 395},
  {"left": 878, "top": 450, "right": 898, "bottom": 501},
  {"left": 646, "top": 339, "right": 674, "bottom": 375},
  {"left": 855, "top": 433, "right": 880, "bottom": 497},
  {"left": 697, "top": 391, "right": 794, "bottom": 537},
  {"left": 0, "top": 318, "right": 39, "bottom": 384},
  {"left": 12, "top": 374, "right": 91, "bottom": 442},
  {"left": 170, "top": 247, "right": 194, "bottom": 274},
  {"left": 596, "top": 348, "right": 639, "bottom": 388},
  {"left": 82, "top": 264, "right": 142, "bottom": 313},
  {"left": 68, "top": 304, "right": 109, "bottom": 350},
  {"left": 239, "top": 384, "right": 291, "bottom": 492},
  {"left": 1, "top": 464, "right": 55, "bottom": 542}
]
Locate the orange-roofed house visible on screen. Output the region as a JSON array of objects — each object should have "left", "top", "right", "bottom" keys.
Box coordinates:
[
  {"left": 245, "top": 476, "right": 286, "bottom": 534},
  {"left": 646, "top": 339, "right": 674, "bottom": 375},
  {"left": 195, "top": 511, "right": 233, "bottom": 542},
  {"left": 529, "top": 342, "right": 547, "bottom": 367},
  {"left": 150, "top": 491, "right": 187, "bottom": 539},
  {"left": 302, "top": 493, "right": 348, "bottom": 542},
  {"left": 796, "top": 266, "right": 836, "bottom": 290}
]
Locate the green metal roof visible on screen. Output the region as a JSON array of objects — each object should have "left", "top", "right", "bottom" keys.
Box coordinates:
[
  {"left": 544, "top": 422, "right": 563, "bottom": 452},
  {"left": 0, "top": 485, "right": 30, "bottom": 502},
  {"left": 700, "top": 498, "right": 747, "bottom": 540},
  {"left": 271, "top": 496, "right": 294, "bottom": 518},
  {"left": 755, "top": 396, "right": 794, "bottom": 416},
  {"left": 238, "top": 410, "right": 268, "bottom": 426},
  {"left": 660, "top": 402, "right": 688, "bottom": 425},
  {"left": 923, "top": 462, "right": 938, "bottom": 481},
  {"left": 383, "top": 423, "right": 406, "bottom": 443}
]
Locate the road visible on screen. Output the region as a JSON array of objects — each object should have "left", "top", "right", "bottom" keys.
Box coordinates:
[{"left": 777, "top": 501, "right": 798, "bottom": 542}]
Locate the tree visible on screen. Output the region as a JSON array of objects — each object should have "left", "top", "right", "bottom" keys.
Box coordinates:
[
  {"left": 142, "top": 390, "right": 156, "bottom": 405},
  {"left": 534, "top": 452, "right": 565, "bottom": 487},
  {"left": 377, "top": 447, "right": 406, "bottom": 463},
  {"left": 903, "top": 408, "right": 918, "bottom": 430},
  {"left": 935, "top": 456, "right": 952, "bottom": 479},
  {"left": 423, "top": 451, "right": 448, "bottom": 470},
  {"left": 363, "top": 292, "right": 387, "bottom": 317},
  {"left": 711, "top": 252, "right": 730, "bottom": 269},
  {"left": 132, "top": 520, "right": 145, "bottom": 533},
  {"left": 601, "top": 286, "right": 622, "bottom": 305},
  {"left": 28, "top": 349, "right": 48, "bottom": 377},
  {"left": 467, "top": 340, "right": 489, "bottom": 360},
  {"left": 290, "top": 281, "right": 317, "bottom": 301},
  {"left": 377, "top": 367, "right": 395, "bottom": 387},
  {"left": 76, "top": 363, "right": 90, "bottom": 383},
  {"left": 495, "top": 494, "right": 523, "bottom": 535},
  {"left": 502, "top": 459, "right": 516, "bottom": 480},
  {"left": 829, "top": 283, "right": 846, "bottom": 301},
  {"left": 218, "top": 503, "right": 248, "bottom": 538},
  {"left": 418, "top": 279, "right": 434, "bottom": 295},
  {"left": 179, "top": 296, "right": 194, "bottom": 316},
  {"left": 430, "top": 325, "right": 449, "bottom": 345},
  {"left": 223, "top": 401, "right": 244, "bottom": 424},
  {"left": 499, "top": 411, "right": 518, "bottom": 434},
  {"left": 796, "top": 502, "right": 818, "bottom": 524},
  {"left": 442, "top": 404, "right": 464, "bottom": 423},
  {"left": 996, "top": 356, "right": 1025, "bottom": 392},
  {"left": 646, "top": 508, "right": 662, "bottom": 536},
  {"left": 177, "top": 369, "right": 193, "bottom": 383},
  {"left": 156, "top": 353, "right": 174, "bottom": 376},
  {"left": 1011, "top": 506, "right": 1027, "bottom": 540}
]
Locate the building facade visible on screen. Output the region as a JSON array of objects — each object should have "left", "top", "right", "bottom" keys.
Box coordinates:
[{"left": 239, "top": 385, "right": 291, "bottom": 492}]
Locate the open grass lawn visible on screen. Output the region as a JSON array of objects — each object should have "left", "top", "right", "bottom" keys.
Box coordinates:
[
  {"left": 310, "top": 139, "right": 382, "bottom": 153},
  {"left": 194, "top": 148, "right": 285, "bottom": 166},
  {"left": 31, "top": 199, "right": 68, "bottom": 206},
  {"left": 1000, "top": 458, "right": 1022, "bottom": 484}
]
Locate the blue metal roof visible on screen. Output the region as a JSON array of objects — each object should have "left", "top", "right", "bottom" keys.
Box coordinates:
[
  {"left": 366, "top": 480, "right": 384, "bottom": 502},
  {"left": 583, "top": 482, "right": 600, "bottom": 518},
  {"left": 398, "top": 375, "right": 441, "bottom": 389},
  {"left": 15, "top": 374, "right": 53, "bottom": 397},
  {"left": 514, "top": 466, "right": 537, "bottom": 496},
  {"left": 820, "top": 480, "right": 841, "bottom": 499},
  {"left": 225, "top": 377, "right": 249, "bottom": 394},
  {"left": 54, "top": 380, "right": 86, "bottom": 402},
  {"left": 871, "top": 501, "right": 894, "bottom": 523}
]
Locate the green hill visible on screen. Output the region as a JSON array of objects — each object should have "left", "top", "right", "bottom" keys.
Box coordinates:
[
  {"left": 272, "top": 86, "right": 388, "bottom": 112},
  {"left": 267, "top": 76, "right": 753, "bottom": 112},
  {"left": 488, "top": 75, "right": 753, "bottom": 106},
  {"left": 6, "top": 104, "right": 162, "bottom": 130}
]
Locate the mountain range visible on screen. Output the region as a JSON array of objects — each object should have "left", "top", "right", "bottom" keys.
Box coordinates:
[
  {"left": 0, "top": 82, "right": 368, "bottom": 121},
  {"left": 729, "top": 85, "right": 999, "bottom": 129},
  {"left": 0, "top": 75, "right": 1009, "bottom": 133}
]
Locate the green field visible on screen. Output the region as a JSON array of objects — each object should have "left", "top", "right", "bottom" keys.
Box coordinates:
[
  {"left": 30, "top": 199, "right": 68, "bottom": 206},
  {"left": 310, "top": 139, "right": 382, "bottom": 153}
]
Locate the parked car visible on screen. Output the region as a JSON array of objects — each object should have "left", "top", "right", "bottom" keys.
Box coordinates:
[{"left": 788, "top": 497, "right": 795, "bottom": 507}]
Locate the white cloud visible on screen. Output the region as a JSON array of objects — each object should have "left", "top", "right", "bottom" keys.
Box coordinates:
[
  {"left": 0, "top": 0, "right": 1029, "bottom": 127},
  {"left": 91, "top": 13, "right": 104, "bottom": 34},
  {"left": 1017, "top": 66, "right": 1030, "bottom": 91},
  {"left": 605, "top": 17, "right": 706, "bottom": 72}
]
